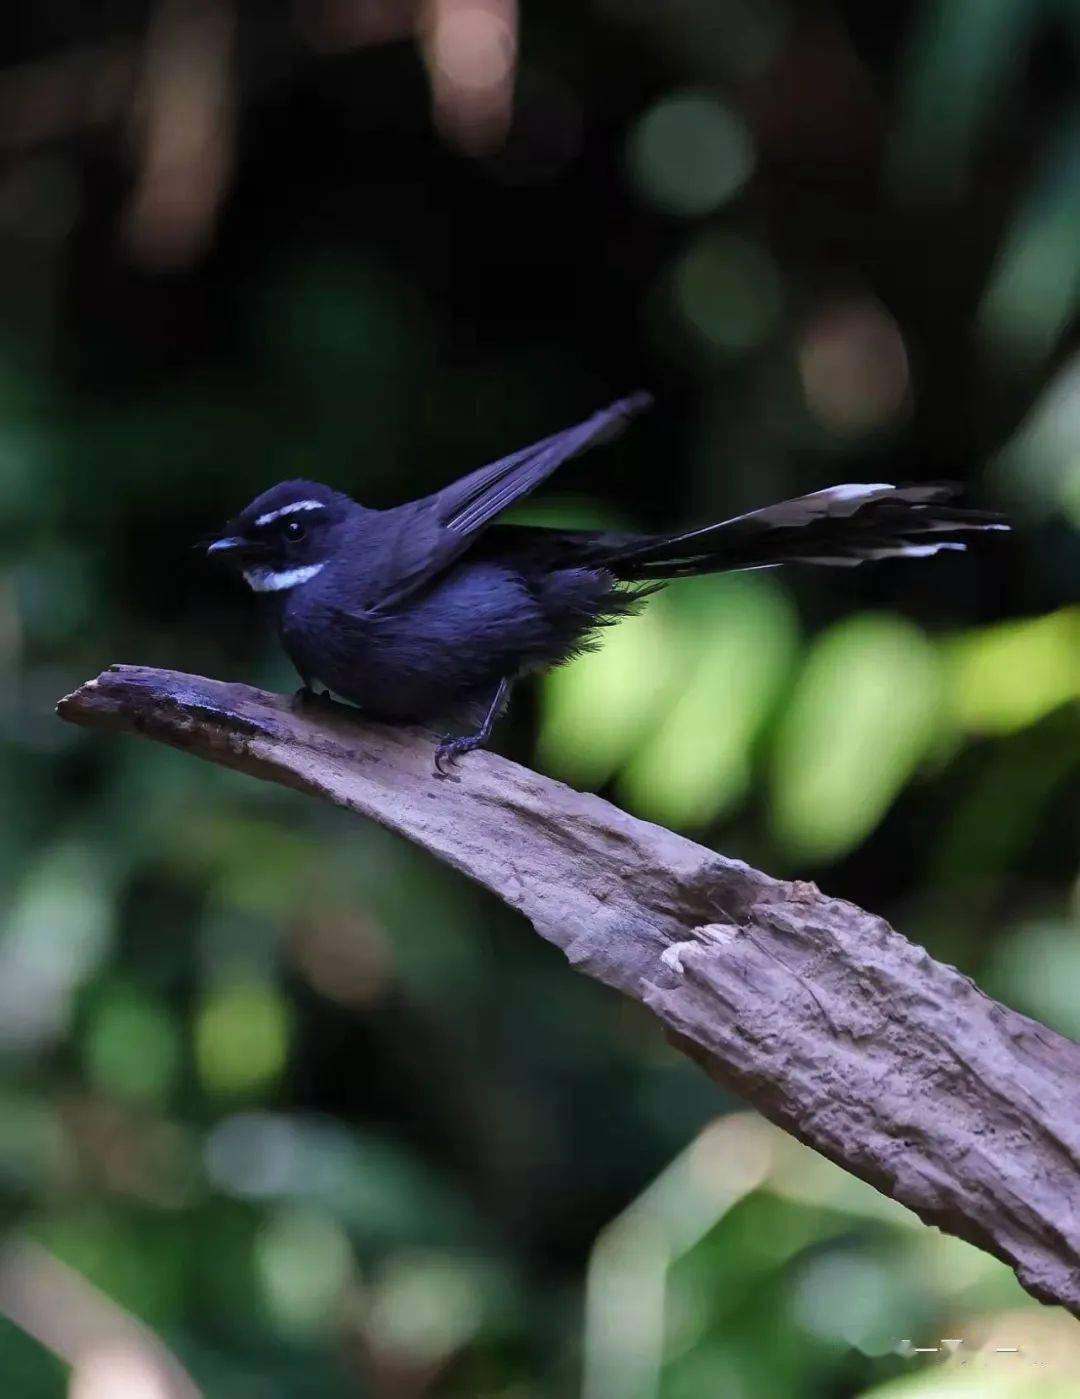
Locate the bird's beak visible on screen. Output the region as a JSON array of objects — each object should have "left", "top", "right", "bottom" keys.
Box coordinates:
[{"left": 207, "top": 536, "right": 248, "bottom": 558}]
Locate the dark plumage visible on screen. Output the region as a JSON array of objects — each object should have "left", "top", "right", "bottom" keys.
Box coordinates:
[{"left": 207, "top": 394, "right": 1008, "bottom": 771}]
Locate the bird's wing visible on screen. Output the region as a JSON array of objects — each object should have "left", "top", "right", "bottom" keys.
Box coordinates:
[
  {"left": 368, "top": 393, "right": 651, "bottom": 612},
  {"left": 433, "top": 392, "right": 651, "bottom": 536}
]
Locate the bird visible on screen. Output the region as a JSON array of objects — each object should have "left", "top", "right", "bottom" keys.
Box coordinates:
[{"left": 207, "top": 392, "right": 1008, "bottom": 773}]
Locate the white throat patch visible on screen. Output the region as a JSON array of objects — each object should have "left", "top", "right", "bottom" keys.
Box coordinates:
[{"left": 243, "top": 562, "right": 325, "bottom": 593}]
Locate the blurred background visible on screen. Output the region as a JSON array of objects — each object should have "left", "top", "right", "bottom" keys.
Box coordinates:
[{"left": 1, "top": 0, "right": 1079, "bottom": 1395}]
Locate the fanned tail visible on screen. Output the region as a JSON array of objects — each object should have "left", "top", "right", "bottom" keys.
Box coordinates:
[{"left": 600, "top": 482, "right": 1009, "bottom": 580}]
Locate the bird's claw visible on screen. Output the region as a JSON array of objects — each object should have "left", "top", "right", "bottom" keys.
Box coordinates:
[
  {"left": 294, "top": 683, "right": 332, "bottom": 707},
  {"left": 433, "top": 734, "right": 482, "bottom": 776}
]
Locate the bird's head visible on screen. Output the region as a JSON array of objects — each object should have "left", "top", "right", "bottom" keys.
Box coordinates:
[{"left": 207, "top": 480, "right": 351, "bottom": 592}]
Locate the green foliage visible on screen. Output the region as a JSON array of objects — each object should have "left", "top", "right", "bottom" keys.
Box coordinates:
[{"left": 771, "top": 613, "right": 942, "bottom": 861}]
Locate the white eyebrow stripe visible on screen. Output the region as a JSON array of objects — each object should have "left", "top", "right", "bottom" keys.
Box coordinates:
[
  {"left": 255, "top": 500, "right": 327, "bottom": 527},
  {"left": 243, "top": 562, "right": 325, "bottom": 592}
]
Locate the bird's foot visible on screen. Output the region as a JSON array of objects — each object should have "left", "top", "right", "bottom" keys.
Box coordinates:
[
  {"left": 432, "top": 677, "right": 511, "bottom": 775},
  {"left": 433, "top": 732, "right": 487, "bottom": 776},
  {"left": 292, "top": 683, "right": 331, "bottom": 711}
]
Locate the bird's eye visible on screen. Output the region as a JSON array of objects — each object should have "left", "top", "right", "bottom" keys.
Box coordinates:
[{"left": 283, "top": 519, "right": 307, "bottom": 542}]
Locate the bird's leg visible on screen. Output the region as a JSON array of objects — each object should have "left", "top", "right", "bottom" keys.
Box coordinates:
[
  {"left": 292, "top": 669, "right": 328, "bottom": 707},
  {"left": 434, "top": 677, "right": 512, "bottom": 775},
  {"left": 292, "top": 668, "right": 315, "bottom": 704}
]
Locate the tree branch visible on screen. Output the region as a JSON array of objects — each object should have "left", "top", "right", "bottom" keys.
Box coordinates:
[{"left": 57, "top": 665, "right": 1080, "bottom": 1315}]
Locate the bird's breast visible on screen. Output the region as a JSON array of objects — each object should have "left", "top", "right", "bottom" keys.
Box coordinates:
[{"left": 275, "top": 558, "right": 593, "bottom": 720}]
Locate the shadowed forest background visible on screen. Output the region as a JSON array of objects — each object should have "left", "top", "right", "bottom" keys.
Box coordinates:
[{"left": 1, "top": 1, "right": 1079, "bottom": 1395}]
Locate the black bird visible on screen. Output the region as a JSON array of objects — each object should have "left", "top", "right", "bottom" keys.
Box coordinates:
[{"left": 207, "top": 393, "right": 1008, "bottom": 772}]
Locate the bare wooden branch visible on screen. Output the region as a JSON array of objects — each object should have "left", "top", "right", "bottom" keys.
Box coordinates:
[{"left": 57, "top": 665, "right": 1080, "bottom": 1315}]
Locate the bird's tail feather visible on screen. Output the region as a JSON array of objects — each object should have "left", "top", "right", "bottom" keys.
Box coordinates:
[{"left": 601, "top": 482, "right": 1008, "bottom": 580}]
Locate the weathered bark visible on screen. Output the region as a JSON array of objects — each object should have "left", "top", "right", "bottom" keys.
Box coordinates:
[{"left": 57, "top": 664, "right": 1080, "bottom": 1314}]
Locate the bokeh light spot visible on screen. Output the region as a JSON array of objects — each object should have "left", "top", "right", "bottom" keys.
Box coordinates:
[
  {"left": 626, "top": 92, "right": 755, "bottom": 217},
  {"left": 0, "top": 845, "right": 113, "bottom": 1054},
  {"left": 538, "top": 600, "right": 677, "bottom": 786},
  {"left": 619, "top": 574, "right": 798, "bottom": 827},
  {"left": 422, "top": 0, "right": 518, "bottom": 155},
  {"left": 791, "top": 1251, "right": 899, "bottom": 1355},
  {"left": 798, "top": 300, "right": 910, "bottom": 436},
  {"left": 84, "top": 985, "right": 180, "bottom": 1105},
  {"left": 256, "top": 1206, "right": 352, "bottom": 1334},
  {"left": 432, "top": 6, "right": 514, "bottom": 92},
  {"left": 771, "top": 614, "right": 942, "bottom": 862},
  {"left": 366, "top": 1253, "right": 488, "bottom": 1366},
  {"left": 946, "top": 607, "right": 1080, "bottom": 736},
  {"left": 671, "top": 231, "right": 782, "bottom": 356},
  {"left": 195, "top": 982, "right": 289, "bottom": 1096}
]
